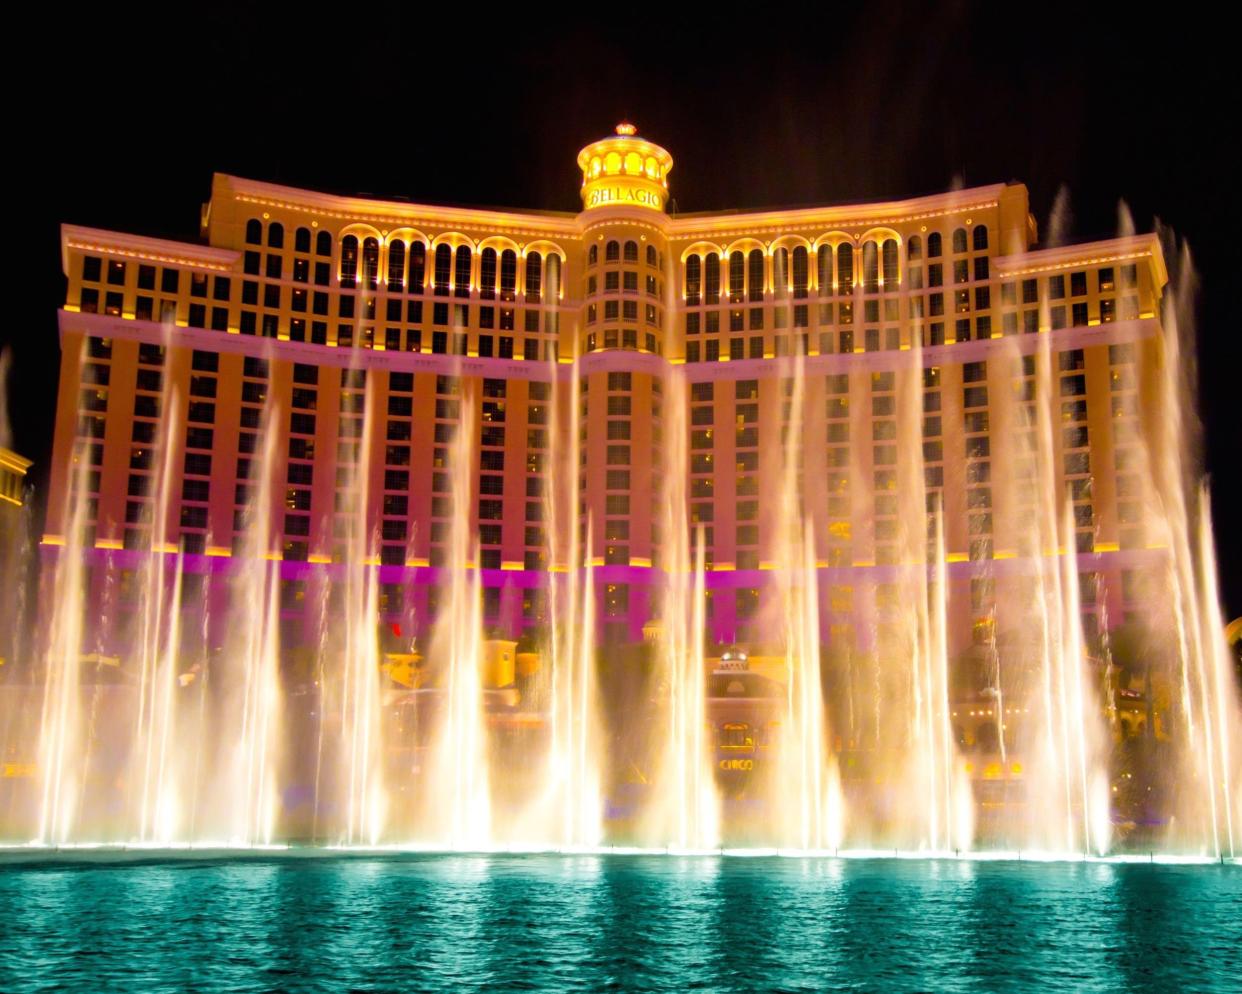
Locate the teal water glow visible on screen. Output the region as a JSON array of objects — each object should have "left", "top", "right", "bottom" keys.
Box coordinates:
[{"left": 1, "top": 854, "right": 1238, "bottom": 992}]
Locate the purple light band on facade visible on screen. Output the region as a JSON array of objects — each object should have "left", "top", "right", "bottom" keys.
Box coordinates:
[{"left": 59, "top": 309, "right": 1159, "bottom": 383}]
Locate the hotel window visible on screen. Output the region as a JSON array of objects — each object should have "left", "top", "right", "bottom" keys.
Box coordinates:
[
  {"left": 952, "top": 228, "right": 968, "bottom": 253},
  {"left": 728, "top": 251, "right": 745, "bottom": 302},
  {"left": 685, "top": 254, "right": 703, "bottom": 306},
  {"left": 433, "top": 244, "right": 452, "bottom": 295},
  {"left": 973, "top": 225, "right": 988, "bottom": 250},
  {"left": 927, "top": 232, "right": 942, "bottom": 257},
  {"left": 526, "top": 250, "right": 541, "bottom": 300},
  {"left": 606, "top": 241, "right": 620, "bottom": 262},
  {"left": 1071, "top": 271, "right": 1087, "bottom": 296},
  {"left": 862, "top": 242, "right": 879, "bottom": 293},
  {"left": 360, "top": 238, "right": 379, "bottom": 289},
  {"left": 792, "top": 246, "right": 809, "bottom": 298},
  {"left": 704, "top": 254, "right": 721, "bottom": 305},
  {"left": 387, "top": 241, "right": 405, "bottom": 291},
  {"left": 881, "top": 240, "right": 898, "bottom": 287},
  {"left": 834, "top": 242, "right": 854, "bottom": 293},
  {"left": 340, "top": 236, "right": 358, "bottom": 288},
  {"left": 816, "top": 245, "right": 832, "bottom": 296},
  {"left": 624, "top": 240, "right": 638, "bottom": 262},
  {"left": 398, "top": 242, "right": 422, "bottom": 293},
  {"left": 748, "top": 249, "right": 765, "bottom": 301}
]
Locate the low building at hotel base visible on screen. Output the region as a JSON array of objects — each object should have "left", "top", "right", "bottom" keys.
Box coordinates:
[{"left": 50, "top": 125, "right": 1165, "bottom": 663}]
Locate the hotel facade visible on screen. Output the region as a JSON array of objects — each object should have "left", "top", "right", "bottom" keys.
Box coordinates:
[{"left": 49, "top": 124, "right": 1169, "bottom": 663}]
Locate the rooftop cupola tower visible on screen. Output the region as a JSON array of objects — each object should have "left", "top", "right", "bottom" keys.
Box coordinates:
[{"left": 576, "top": 123, "right": 673, "bottom": 213}]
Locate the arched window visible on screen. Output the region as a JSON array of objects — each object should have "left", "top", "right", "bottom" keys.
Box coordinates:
[
  {"left": 408, "top": 242, "right": 426, "bottom": 294},
  {"left": 387, "top": 241, "right": 405, "bottom": 292},
  {"left": 605, "top": 240, "right": 620, "bottom": 262},
  {"left": 499, "top": 249, "right": 517, "bottom": 301},
  {"left": 862, "top": 242, "right": 879, "bottom": 293},
  {"left": 588, "top": 244, "right": 598, "bottom": 266},
  {"left": 479, "top": 248, "right": 497, "bottom": 300},
  {"left": 433, "top": 244, "right": 452, "bottom": 295},
  {"left": 647, "top": 245, "right": 657, "bottom": 267},
  {"left": 623, "top": 240, "right": 638, "bottom": 262},
  {"left": 837, "top": 243, "right": 854, "bottom": 294},
  {"left": 952, "top": 228, "right": 968, "bottom": 254},
  {"left": 881, "top": 240, "right": 899, "bottom": 287},
  {"left": 525, "top": 252, "right": 542, "bottom": 303},
  {"left": 927, "top": 232, "right": 942, "bottom": 258},
  {"left": 362, "top": 237, "right": 380, "bottom": 289},
  {"left": 267, "top": 222, "right": 284, "bottom": 248},
  {"left": 792, "top": 246, "right": 809, "bottom": 299},
  {"left": 454, "top": 246, "right": 472, "bottom": 298},
  {"left": 817, "top": 245, "right": 832, "bottom": 295},
  {"left": 546, "top": 255, "right": 561, "bottom": 303},
  {"left": 973, "top": 224, "right": 989, "bottom": 251},
  {"left": 316, "top": 230, "right": 332, "bottom": 256},
  {"left": 704, "top": 253, "right": 721, "bottom": 305},
  {"left": 728, "top": 251, "right": 745, "bottom": 302},
  {"left": 748, "top": 249, "right": 765, "bottom": 302},
  {"left": 685, "top": 256, "right": 702, "bottom": 307},
  {"left": 245, "top": 219, "right": 262, "bottom": 245},
  {"left": 340, "top": 235, "right": 359, "bottom": 288},
  {"left": 294, "top": 227, "right": 311, "bottom": 253},
  {"left": 907, "top": 235, "right": 923, "bottom": 261},
  {"left": 773, "top": 248, "right": 789, "bottom": 299}
]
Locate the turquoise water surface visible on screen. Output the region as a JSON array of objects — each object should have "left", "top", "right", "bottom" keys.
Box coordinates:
[{"left": 0, "top": 853, "right": 1238, "bottom": 992}]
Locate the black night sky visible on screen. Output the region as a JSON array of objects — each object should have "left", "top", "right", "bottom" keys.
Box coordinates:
[{"left": 9, "top": 3, "right": 1240, "bottom": 614}]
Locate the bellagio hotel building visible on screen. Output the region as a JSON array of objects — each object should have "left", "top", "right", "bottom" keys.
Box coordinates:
[{"left": 49, "top": 124, "right": 1168, "bottom": 656}]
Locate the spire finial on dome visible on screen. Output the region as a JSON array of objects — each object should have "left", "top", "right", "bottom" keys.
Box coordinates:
[{"left": 615, "top": 122, "right": 637, "bottom": 136}]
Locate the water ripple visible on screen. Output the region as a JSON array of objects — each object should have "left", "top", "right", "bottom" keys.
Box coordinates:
[{"left": 0, "top": 855, "right": 1237, "bottom": 993}]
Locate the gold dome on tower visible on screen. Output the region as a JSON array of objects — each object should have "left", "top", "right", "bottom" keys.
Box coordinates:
[{"left": 576, "top": 123, "right": 673, "bottom": 212}]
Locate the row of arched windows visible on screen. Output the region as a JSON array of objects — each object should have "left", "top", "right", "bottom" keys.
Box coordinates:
[
  {"left": 245, "top": 219, "right": 332, "bottom": 257},
  {"left": 338, "top": 235, "right": 562, "bottom": 303},
  {"left": 588, "top": 240, "right": 660, "bottom": 268},
  {"left": 683, "top": 225, "right": 990, "bottom": 303},
  {"left": 908, "top": 225, "right": 988, "bottom": 260},
  {"left": 685, "top": 240, "right": 898, "bottom": 303}
]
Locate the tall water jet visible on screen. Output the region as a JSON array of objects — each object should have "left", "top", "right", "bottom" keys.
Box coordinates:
[
  {"left": 768, "top": 354, "right": 842, "bottom": 851},
  {"left": 35, "top": 425, "right": 93, "bottom": 844},
  {"left": 1006, "top": 332, "right": 1110, "bottom": 855},
  {"left": 538, "top": 356, "right": 602, "bottom": 848},
  {"left": 654, "top": 365, "right": 718, "bottom": 850},
  {"left": 887, "top": 339, "right": 972, "bottom": 853},
  {"left": 128, "top": 382, "right": 185, "bottom": 843},
  {"left": 1138, "top": 241, "right": 1241, "bottom": 856},
  {"left": 217, "top": 395, "right": 284, "bottom": 845},
  {"left": 424, "top": 389, "right": 490, "bottom": 847},
  {"left": 334, "top": 368, "right": 387, "bottom": 845}
]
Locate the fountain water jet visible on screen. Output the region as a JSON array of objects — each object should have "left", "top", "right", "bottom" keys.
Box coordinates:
[{"left": 653, "top": 366, "right": 719, "bottom": 850}]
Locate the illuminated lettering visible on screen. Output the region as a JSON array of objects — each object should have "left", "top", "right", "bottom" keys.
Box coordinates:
[{"left": 585, "top": 184, "right": 663, "bottom": 211}]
